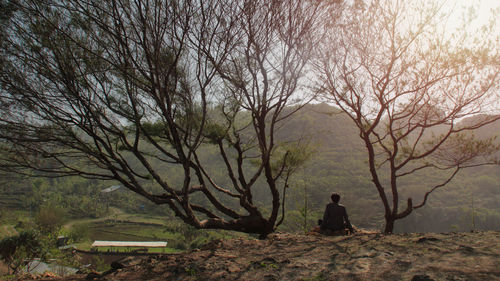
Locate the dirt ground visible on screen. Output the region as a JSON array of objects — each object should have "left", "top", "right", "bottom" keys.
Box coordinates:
[
  {"left": 11, "top": 231, "right": 500, "bottom": 281},
  {"left": 0, "top": 261, "right": 10, "bottom": 276}
]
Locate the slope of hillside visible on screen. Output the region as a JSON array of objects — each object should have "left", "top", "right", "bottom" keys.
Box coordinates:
[
  {"left": 17, "top": 231, "right": 500, "bottom": 281},
  {"left": 279, "top": 104, "right": 500, "bottom": 233},
  {"left": 1, "top": 103, "right": 499, "bottom": 235}
]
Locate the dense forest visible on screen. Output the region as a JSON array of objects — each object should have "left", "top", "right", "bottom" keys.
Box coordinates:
[{"left": 1, "top": 103, "right": 499, "bottom": 234}]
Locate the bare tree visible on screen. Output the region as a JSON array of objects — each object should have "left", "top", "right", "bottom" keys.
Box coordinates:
[
  {"left": 316, "top": 0, "right": 500, "bottom": 233},
  {"left": 0, "top": 0, "right": 327, "bottom": 238}
]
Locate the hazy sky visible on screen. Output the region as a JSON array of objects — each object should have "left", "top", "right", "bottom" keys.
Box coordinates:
[{"left": 443, "top": 0, "right": 500, "bottom": 32}]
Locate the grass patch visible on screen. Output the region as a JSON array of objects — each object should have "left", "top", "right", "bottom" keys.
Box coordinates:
[
  {"left": 111, "top": 213, "right": 169, "bottom": 225},
  {"left": 0, "top": 210, "right": 32, "bottom": 225},
  {"left": 88, "top": 223, "right": 177, "bottom": 241},
  {"left": 62, "top": 211, "right": 249, "bottom": 253},
  {"left": 71, "top": 220, "right": 184, "bottom": 251},
  {"left": 0, "top": 225, "right": 18, "bottom": 239}
]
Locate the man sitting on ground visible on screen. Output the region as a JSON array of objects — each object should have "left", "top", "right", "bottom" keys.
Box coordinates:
[{"left": 320, "top": 193, "right": 354, "bottom": 235}]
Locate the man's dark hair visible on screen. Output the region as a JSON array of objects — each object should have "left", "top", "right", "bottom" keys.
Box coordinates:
[{"left": 331, "top": 193, "right": 340, "bottom": 203}]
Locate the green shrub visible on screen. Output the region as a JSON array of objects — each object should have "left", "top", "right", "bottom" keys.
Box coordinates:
[
  {"left": 0, "top": 230, "right": 47, "bottom": 274},
  {"left": 35, "top": 204, "right": 66, "bottom": 235},
  {"left": 68, "top": 223, "right": 90, "bottom": 243}
]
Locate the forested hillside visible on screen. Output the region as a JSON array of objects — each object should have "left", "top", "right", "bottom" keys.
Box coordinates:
[
  {"left": 1, "top": 103, "right": 499, "bottom": 234},
  {"left": 277, "top": 103, "right": 500, "bottom": 233}
]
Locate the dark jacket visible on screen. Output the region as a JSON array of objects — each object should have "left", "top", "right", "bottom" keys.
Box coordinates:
[{"left": 321, "top": 202, "right": 352, "bottom": 231}]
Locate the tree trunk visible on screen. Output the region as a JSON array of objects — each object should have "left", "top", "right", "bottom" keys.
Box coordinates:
[
  {"left": 384, "top": 217, "right": 395, "bottom": 234},
  {"left": 258, "top": 232, "right": 270, "bottom": 240}
]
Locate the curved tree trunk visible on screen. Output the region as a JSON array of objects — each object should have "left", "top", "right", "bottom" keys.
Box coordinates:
[{"left": 384, "top": 216, "right": 395, "bottom": 234}]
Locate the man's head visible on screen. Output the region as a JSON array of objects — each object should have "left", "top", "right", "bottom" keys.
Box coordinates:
[{"left": 331, "top": 193, "right": 340, "bottom": 203}]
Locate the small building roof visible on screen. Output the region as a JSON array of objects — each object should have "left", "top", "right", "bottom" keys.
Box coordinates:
[
  {"left": 101, "top": 185, "right": 122, "bottom": 193},
  {"left": 91, "top": 241, "right": 168, "bottom": 248}
]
